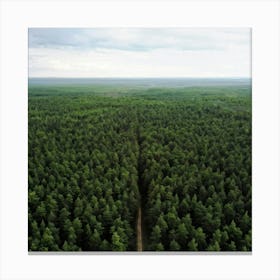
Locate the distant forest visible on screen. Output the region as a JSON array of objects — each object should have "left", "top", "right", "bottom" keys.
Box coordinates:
[{"left": 28, "top": 84, "right": 251, "bottom": 251}]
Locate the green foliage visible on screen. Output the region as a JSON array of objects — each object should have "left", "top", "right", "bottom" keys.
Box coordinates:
[
  {"left": 28, "top": 84, "right": 251, "bottom": 251},
  {"left": 112, "top": 232, "right": 126, "bottom": 251},
  {"left": 188, "top": 238, "right": 198, "bottom": 251}
]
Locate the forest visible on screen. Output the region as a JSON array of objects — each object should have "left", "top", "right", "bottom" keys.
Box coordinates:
[{"left": 28, "top": 82, "right": 252, "bottom": 251}]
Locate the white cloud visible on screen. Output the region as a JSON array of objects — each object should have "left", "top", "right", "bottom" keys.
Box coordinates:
[{"left": 29, "top": 28, "right": 251, "bottom": 78}]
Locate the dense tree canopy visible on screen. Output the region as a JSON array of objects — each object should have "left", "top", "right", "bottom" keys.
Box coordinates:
[{"left": 28, "top": 84, "right": 251, "bottom": 251}]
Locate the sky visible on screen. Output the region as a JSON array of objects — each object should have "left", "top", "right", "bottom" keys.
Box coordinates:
[{"left": 29, "top": 28, "right": 251, "bottom": 78}]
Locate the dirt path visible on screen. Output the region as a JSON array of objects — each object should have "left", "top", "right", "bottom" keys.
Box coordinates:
[{"left": 137, "top": 206, "right": 142, "bottom": 251}]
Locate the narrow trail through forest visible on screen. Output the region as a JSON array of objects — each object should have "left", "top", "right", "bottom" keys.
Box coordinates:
[
  {"left": 137, "top": 206, "right": 142, "bottom": 251},
  {"left": 136, "top": 111, "right": 144, "bottom": 251}
]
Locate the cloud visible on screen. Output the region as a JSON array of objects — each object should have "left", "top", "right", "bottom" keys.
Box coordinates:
[
  {"left": 28, "top": 28, "right": 251, "bottom": 78},
  {"left": 29, "top": 28, "right": 250, "bottom": 51}
]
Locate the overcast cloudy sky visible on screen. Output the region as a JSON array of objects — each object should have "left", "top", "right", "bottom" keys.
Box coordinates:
[{"left": 29, "top": 28, "right": 251, "bottom": 78}]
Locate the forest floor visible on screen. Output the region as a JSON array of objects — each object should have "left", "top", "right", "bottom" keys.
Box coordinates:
[{"left": 137, "top": 206, "right": 142, "bottom": 251}]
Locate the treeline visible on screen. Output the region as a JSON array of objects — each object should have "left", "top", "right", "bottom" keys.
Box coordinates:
[{"left": 28, "top": 87, "right": 251, "bottom": 251}]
